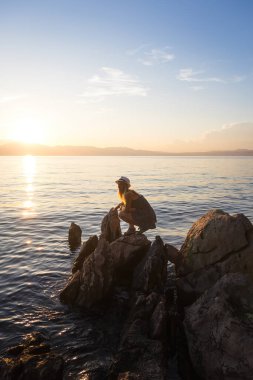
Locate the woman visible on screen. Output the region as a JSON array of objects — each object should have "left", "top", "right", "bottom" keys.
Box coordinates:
[{"left": 114, "top": 176, "right": 157, "bottom": 235}]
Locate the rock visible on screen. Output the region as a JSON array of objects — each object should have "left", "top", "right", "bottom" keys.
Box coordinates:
[
  {"left": 132, "top": 236, "right": 168, "bottom": 293},
  {"left": 72, "top": 235, "right": 98, "bottom": 273},
  {"left": 60, "top": 234, "right": 150, "bottom": 308},
  {"left": 0, "top": 332, "right": 64, "bottom": 380},
  {"left": 184, "top": 273, "right": 253, "bottom": 380},
  {"left": 176, "top": 210, "right": 253, "bottom": 305},
  {"left": 179, "top": 209, "right": 252, "bottom": 275},
  {"left": 59, "top": 269, "right": 81, "bottom": 305},
  {"left": 164, "top": 243, "right": 183, "bottom": 271},
  {"left": 68, "top": 222, "right": 82, "bottom": 248},
  {"left": 75, "top": 237, "right": 114, "bottom": 308},
  {"left": 111, "top": 292, "right": 167, "bottom": 380},
  {"left": 101, "top": 207, "right": 122, "bottom": 243}
]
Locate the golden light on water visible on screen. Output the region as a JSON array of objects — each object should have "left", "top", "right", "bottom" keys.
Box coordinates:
[{"left": 22, "top": 155, "right": 36, "bottom": 219}]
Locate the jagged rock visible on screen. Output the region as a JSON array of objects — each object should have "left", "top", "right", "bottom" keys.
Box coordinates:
[
  {"left": 132, "top": 236, "right": 168, "bottom": 293},
  {"left": 60, "top": 234, "right": 150, "bottom": 308},
  {"left": 184, "top": 273, "right": 253, "bottom": 380},
  {"left": 101, "top": 207, "right": 122, "bottom": 243},
  {"left": 59, "top": 269, "right": 81, "bottom": 305},
  {"left": 72, "top": 235, "right": 98, "bottom": 273},
  {"left": 68, "top": 222, "right": 82, "bottom": 248},
  {"left": 176, "top": 210, "right": 253, "bottom": 305},
  {"left": 111, "top": 292, "right": 167, "bottom": 380},
  {"left": 0, "top": 332, "right": 64, "bottom": 380},
  {"left": 150, "top": 296, "right": 167, "bottom": 339},
  {"left": 74, "top": 237, "right": 114, "bottom": 308}
]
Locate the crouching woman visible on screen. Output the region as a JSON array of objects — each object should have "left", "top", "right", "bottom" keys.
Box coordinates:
[{"left": 114, "top": 176, "right": 157, "bottom": 235}]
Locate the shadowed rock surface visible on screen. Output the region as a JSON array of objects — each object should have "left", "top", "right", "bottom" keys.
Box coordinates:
[
  {"left": 184, "top": 273, "right": 253, "bottom": 380},
  {"left": 0, "top": 332, "right": 64, "bottom": 380},
  {"left": 60, "top": 234, "right": 150, "bottom": 308},
  {"left": 101, "top": 207, "right": 122, "bottom": 243},
  {"left": 72, "top": 235, "right": 98, "bottom": 274}
]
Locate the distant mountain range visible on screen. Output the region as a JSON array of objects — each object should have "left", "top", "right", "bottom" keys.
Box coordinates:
[{"left": 0, "top": 142, "right": 253, "bottom": 156}]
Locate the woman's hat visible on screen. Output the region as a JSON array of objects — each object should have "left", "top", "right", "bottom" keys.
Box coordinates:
[{"left": 115, "top": 176, "right": 131, "bottom": 186}]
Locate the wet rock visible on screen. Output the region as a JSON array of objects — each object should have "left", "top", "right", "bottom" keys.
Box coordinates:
[
  {"left": 68, "top": 222, "right": 82, "bottom": 248},
  {"left": 184, "top": 273, "right": 253, "bottom": 380},
  {"left": 177, "top": 210, "right": 253, "bottom": 305},
  {"left": 59, "top": 269, "right": 81, "bottom": 305},
  {"left": 0, "top": 332, "right": 64, "bottom": 380},
  {"left": 101, "top": 207, "right": 122, "bottom": 243},
  {"left": 132, "top": 236, "right": 168, "bottom": 293},
  {"left": 72, "top": 235, "right": 98, "bottom": 273}
]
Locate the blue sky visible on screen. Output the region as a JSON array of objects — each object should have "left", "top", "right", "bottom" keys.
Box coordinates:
[{"left": 0, "top": 0, "right": 253, "bottom": 151}]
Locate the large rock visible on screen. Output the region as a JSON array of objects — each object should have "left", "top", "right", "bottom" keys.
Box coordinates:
[
  {"left": 179, "top": 209, "right": 252, "bottom": 275},
  {"left": 60, "top": 234, "right": 150, "bottom": 308},
  {"left": 184, "top": 273, "right": 253, "bottom": 380},
  {"left": 0, "top": 332, "right": 64, "bottom": 380},
  {"left": 177, "top": 210, "right": 253, "bottom": 304},
  {"left": 101, "top": 207, "right": 122, "bottom": 243}
]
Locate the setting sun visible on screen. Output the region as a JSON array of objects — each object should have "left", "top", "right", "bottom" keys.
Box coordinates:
[{"left": 8, "top": 118, "right": 47, "bottom": 144}]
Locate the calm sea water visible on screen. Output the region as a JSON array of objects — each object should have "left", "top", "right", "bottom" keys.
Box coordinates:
[{"left": 0, "top": 156, "right": 252, "bottom": 377}]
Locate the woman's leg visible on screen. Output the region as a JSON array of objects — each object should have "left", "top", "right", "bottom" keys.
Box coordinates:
[{"left": 118, "top": 210, "right": 135, "bottom": 233}]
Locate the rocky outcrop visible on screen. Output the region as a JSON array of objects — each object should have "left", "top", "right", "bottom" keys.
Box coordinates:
[
  {"left": 184, "top": 273, "right": 253, "bottom": 380},
  {"left": 110, "top": 237, "right": 169, "bottom": 380},
  {"left": 60, "top": 234, "right": 150, "bottom": 308},
  {"left": 0, "top": 332, "right": 64, "bottom": 380},
  {"left": 101, "top": 207, "right": 122, "bottom": 243},
  {"left": 177, "top": 209, "right": 253, "bottom": 304},
  {"left": 68, "top": 222, "right": 82, "bottom": 249}
]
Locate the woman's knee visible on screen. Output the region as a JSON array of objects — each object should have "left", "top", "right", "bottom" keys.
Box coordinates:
[{"left": 119, "top": 210, "right": 131, "bottom": 222}]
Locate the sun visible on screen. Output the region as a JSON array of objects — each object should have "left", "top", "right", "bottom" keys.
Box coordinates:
[{"left": 8, "top": 118, "right": 47, "bottom": 144}]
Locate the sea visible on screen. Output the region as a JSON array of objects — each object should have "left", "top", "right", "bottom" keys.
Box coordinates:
[{"left": 0, "top": 156, "right": 252, "bottom": 378}]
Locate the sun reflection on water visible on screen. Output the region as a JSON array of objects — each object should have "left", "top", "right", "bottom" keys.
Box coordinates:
[{"left": 22, "top": 155, "right": 36, "bottom": 219}]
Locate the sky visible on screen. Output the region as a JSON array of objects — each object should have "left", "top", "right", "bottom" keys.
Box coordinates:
[{"left": 0, "top": 0, "right": 253, "bottom": 152}]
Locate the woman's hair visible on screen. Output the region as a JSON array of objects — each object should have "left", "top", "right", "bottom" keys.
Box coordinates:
[{"left": 118, "top": 182, "right": 130, "bottom": 204}]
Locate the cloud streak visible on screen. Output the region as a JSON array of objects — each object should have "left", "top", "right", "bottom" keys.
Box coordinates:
[
  {"left": 79, "top": 67, "right": 148, "bottom": 102},
  {"left": 178, "top": 68, "right": 225, "bottom": 83},
  {"left": 138, "top": 47, "right": 175, "bottom": 66}
]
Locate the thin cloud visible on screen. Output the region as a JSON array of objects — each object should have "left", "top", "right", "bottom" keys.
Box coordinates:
[
  {"left": 138, "top": 47, "right": 175, "bottom": 66},
  {"left": 178, "top": 68, "right": 225, "bottom": 83},
  {"left": 79, "top": 67, "right": 148, "bottom": 102}
]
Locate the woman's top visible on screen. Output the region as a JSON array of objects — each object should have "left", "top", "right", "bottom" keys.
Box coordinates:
[{"left": 130, "top": 193, "right": 157, "bottom": 230}]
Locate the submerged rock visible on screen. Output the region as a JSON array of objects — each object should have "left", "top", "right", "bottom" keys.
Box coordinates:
[
  {"left": 184, "top": 273, "right": 253, "bottom": 380},
  {"left": 177, "top": 209, "right": 253, "bottom": 305},
  {"left": 0, "top": 332, "right": 64, "bottom": 380},
  {"left": 68, "top": 222, "right": 82, "bottom": 248}
]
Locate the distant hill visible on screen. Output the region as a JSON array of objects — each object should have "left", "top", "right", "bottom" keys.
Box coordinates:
[{"left": 0, "top": 142, "right": 253, "bottom": 156}]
